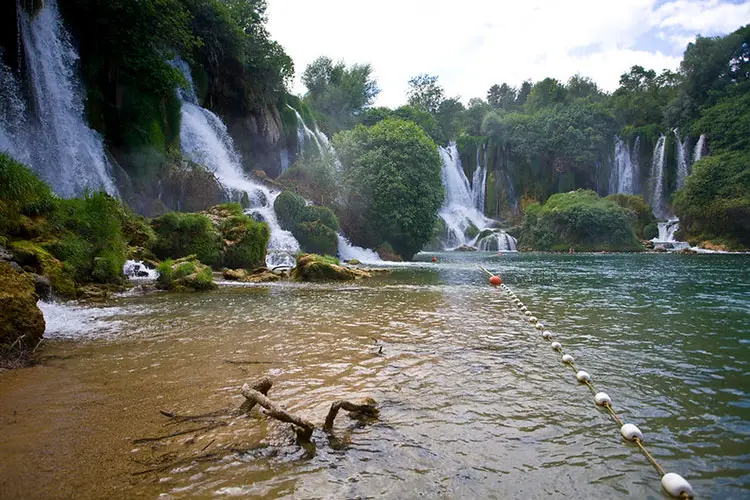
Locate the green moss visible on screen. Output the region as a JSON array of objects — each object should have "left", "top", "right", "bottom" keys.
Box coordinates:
[
  {"left": 0, "top": 153, "right": 57, "bottom": 236},
  {"left": 9, "top": 240, "right": 77, "bottom": 299},
  {"left": 606, "top": 194, "right": 656, "bottom": 239},
  {"left": 273, "top": 190, "right": 340, "bottom": 255},
  {"left": 643, "top": 222, "right": 658, "bottom": 240},
  {"left": 294, "top": 221, "right": 338, "bottom": 256},
  {"left": 156, "top": 256, "right": 216, "bottom": 291},
  {"left": 152, "top": 212, "right": 222, "bottom": 266}
]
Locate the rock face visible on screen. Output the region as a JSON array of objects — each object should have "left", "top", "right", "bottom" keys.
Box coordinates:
[
  {"left": 292, "top": 254, "right": 372, "bottom": 282},
  {"left": 0, "top": 262, "right": 45, "bottom": 352}
]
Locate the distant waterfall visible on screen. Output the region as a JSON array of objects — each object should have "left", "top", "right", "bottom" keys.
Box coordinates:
[
  {"left": 173, "top": 59, "right": 300, "bottom": 268},
  {"left": 0, "top": 0, "right": 116, "bottom": 197},
  {"left": 287, "top": 105, "right": 325, "bottom": 156},
  {"left": 471, "top": 147, "right": 487, "bottom": 213},
  {"left": 693, "top": 134, "right": 706, "bottom": 163},
  {"left": 674, "top": 129, "right": 690, "bottom": 189},
  {"left": 649, "top": 135, "right": 667, "bottom": 218},
  {"left": 437, "top": 142, "right": 516, "bottom": 250},
  {"left": 609, "top": 136, "right": 639, "bottom": 195}
]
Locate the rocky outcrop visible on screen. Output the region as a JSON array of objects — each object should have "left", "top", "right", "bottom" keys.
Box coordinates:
[
  {"left": 156, "top": 256, "right": 217, "bottom": 291},
  {"left": 222, "top": 268, "right": 283, "bottom": 283},
  {"left": 0, "top": 262, "right": 45, "bottom": 356},
  {"left": 292, "top": 254, "right": 372, "bottom": 282}
]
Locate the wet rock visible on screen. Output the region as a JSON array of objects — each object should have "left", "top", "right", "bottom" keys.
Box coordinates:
[
  {"left": 0, "top": 262, "right": 45, "bottom": 353},
  {"left": 34, "top": 274, "right": 52, "bottom": 301},
  {"left": 157, "top": 256, "right": 217, "bottom": 291},
  {"left": 677, "top": 247, "right": 697, "bottom": 254},
  {"left": 455, "top": 245, "right": 478, "bottom": 252},
  {"left": 346, "top": 259, "right": 361, "bottom": 265},
  {"left": 292, "top": 254, "right": 372, "bottom": 282}
]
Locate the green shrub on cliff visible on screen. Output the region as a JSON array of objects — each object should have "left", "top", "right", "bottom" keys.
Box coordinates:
[
  {"left": 673, "top": 152, "right": 750, "bottom": 249},
  {"left": 519, "top": 190, "right": 642, "bottom": 251},
  {"left": 274, "top": 190, "right": 340, "bottom": 255},
  {"left": 333, "top": 118, "right": 444, "bottom": 260},
  {"left": 605, "top": 194, "right": 656, "bottom": 239},
  {"left": 211, "top": 204, "right": 270, "bottom": 269},
  {"left": 151, "top": 212, "right": 222, "bottom": 266}
]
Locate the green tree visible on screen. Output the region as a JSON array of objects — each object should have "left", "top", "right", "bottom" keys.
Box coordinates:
[
  {"left": 407, "top": 74, "right": 444, "bottom": 114},
  {"left": 436, "top": 97, "right": 465, "bottom": 142},
  {"left": 302, "top": 56, "right": 380, "bottom": 132},
  {"left": 524, "top": 78, "right": 567, "bottom": 112},
  {"left": 487, "top": 83, "right": 517, "bottom": 110},
  {"left": 333, "top": 119, "right": 444, "bottom": 260}
]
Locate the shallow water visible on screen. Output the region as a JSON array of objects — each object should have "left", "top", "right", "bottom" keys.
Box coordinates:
[{"left": 1, "top": 252, "right": 748, "bottom": 499}]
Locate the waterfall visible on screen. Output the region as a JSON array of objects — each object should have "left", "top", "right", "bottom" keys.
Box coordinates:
[
  {"left": 287, "top": 105, "right": 324, "bottom": 156},
  {"left": 609, "top": 136, "right": 639, "bottom": 195},
  {"left": 337, "top": 234, "right": 382, "bottom": 263},
  {"left": 173, "top": 59, "right": 300, "bottom": 268},
  {"left": 437, "top": 142, "right": 516, "bottom": 250},
  {"left": 278, "top": 148, "right": 290, "bottom": 174},
  {"left": 652, "top": 219, "right": 689, "bottom": 250},
  {"left": 0, "top": 0, "right": 117, "bottom": 197},
  {"left": 471, "top": 147, "right": 487, "bottom": 213},
  {"left": 650, "top": 135, "right": 667, "bottom": 218},
  {"left": 693, "top": 134, "right": 706, "bottom": 163},
  {"left": 477, "top": 231, "right": 518, "bottom": 252},
  {"left": 674, "top": 129, "right": 690, "bottom": 189}
]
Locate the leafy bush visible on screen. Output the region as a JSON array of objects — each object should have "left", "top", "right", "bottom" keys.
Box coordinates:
[
  {"left": 273, "top": 190, "right": 339, "bottom": 255},
  {"left": 151, "top": 212, "right": 221, "bottom": 266},
  {"left": 673, "top": 152, "right": 750, "bottom": 249},
  {"left": 606, "top": 194, "right": 656, "bottom": 239},
  {"left": 220, "top": 213, "right": 270, "bottom": 269},
  {"left": 157, "top": 256, "right": 216, "bottom": 291},
  {"left": 0, "top": 153, "right": 57, "bottom": 236},
  {"left": 333, "top": 118, "right": 444, "bottom": 260},
  {"left": 519, "top": 190, "right": 642, "bottom": 251}
]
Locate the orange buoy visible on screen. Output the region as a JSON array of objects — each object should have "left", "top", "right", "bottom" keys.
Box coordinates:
[
  {"left": 497, "top": 252, "right": 503, "bottom": 256},
  {"left": 431, "top": 256, "right": 437, "bottom": 263},
  {"left": 489, "top": 275, "right": 502, "bottom": 286}
]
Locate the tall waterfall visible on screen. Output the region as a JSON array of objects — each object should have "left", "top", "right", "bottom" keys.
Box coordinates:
[
  {"left": 674, "top": 129, "right": 690, "bottom": 189},
  {"left": 0, "top": 0, "right": 116, "bottom": 197},
  {"left": 173, "top": 59, "right": 300, "bottom": 268},
  {"left": 693, "top": 134, "right": 706, "bottom": 163},
  {"left": 609, "top": 136, "right": 639, "bottom": 195},
  {"left": 650, "top": 135, "right": 667, "bottom": 218},
  {"left": 287, "top": 105, "right": 325, "bottom": 157},
  {"left": 471, "top": 147, "right": 487, "bottom": 213},
  {"left": 437, "top": 142, "right": 516, "bottom": 251}
]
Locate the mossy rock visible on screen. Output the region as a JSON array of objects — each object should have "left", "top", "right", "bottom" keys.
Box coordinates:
[
  {"left": 294, "top": 220, "right": 338, "bottom": 256},
  {"left": 375, "top": 242, "right": 402, "bottom": 262},
  {"left": 292, "top": 254, "right": 371, "bottom": 282},
  {"left": 156, "top": 256, "right": 217, "bottom": 291},
  {"left": 455, "top": 244, "right": 478, "bottom": 252},
  {"left": 222, "top": 267, "right": 282, "bottom": 283},
  {"left": 152, "top": 212, "right": 222, "bottom": 266},
  {"left": 464, "top": 221, "right": 480, "bottom": 240},
  {"left": 0, "top": 262, "right": 45, "bottom": 353},
  {"left": 273, "top": 190, "right": 340, "bottom": 255},
  {"left": 9, "top": 240, "right": 77, "bottom": 299}
]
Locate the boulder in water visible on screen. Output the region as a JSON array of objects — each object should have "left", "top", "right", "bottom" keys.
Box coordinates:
[
  {"left": 156, "top": 256, "right": 217, "bottom": 291},
  {"left": 0, "top": 262, "right": 45, "bottom": 361},
  {"left": 455, "top": 245, "right": 478, "bottom": 252},
  {"left": 292, "top": 254, "right": 371, "bottom": 282},
  {"left": 375, "top": 243, "right": 402, "bottom": 262},
  {"left": 222, "top": 267, "right": 282, "bottom": 283}
]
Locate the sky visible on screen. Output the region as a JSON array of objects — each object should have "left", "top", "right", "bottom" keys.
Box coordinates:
[{"left": 266, "top": 0, "right": 750, "bottom": 107}]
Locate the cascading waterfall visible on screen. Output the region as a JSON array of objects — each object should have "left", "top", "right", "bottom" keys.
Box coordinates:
[
  {"left": 693, "top": 134, "right": 706, "bottom": 163},
  {"left": 337, "top": 234, "right": 382, "bottom": 263},
  {"left": 0, "top": 0, "right": 117, "bottom": 197},
  {"left": 674, "top": 128, "right": 690, "bottom": 189},
  {"left": 287, "top": 105, "right": 324, "bottom": 156},
  {"left": 609, "top": 136, "right": 639, "bottom": 195},
  {"left": 437, "top": 142, "right": 516, "bottom": 250},
  {"left": 471, "top": 147, "right": 487, "bottom": 213},
  {"left": 649, "top": 135, "right": 667, "bottom": 218},
  {"left": 173, "top": 59, "right": 300, "bottom": 268},
  {"left": 652, "top": 219, "right": 689, "bottom": 250}
]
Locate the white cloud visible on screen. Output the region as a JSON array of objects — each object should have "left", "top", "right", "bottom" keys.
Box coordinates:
[{"left": 266, "top": 0, "right": 749, "bottom": 107}]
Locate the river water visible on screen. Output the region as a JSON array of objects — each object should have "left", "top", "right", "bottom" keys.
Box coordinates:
[{"left": 0, "top": 253, "right": 748, "bottom": 499}]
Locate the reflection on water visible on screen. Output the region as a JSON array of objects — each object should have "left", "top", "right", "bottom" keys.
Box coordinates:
[{"left": 0, "top": 253, "right": 748, "bottom": 499}]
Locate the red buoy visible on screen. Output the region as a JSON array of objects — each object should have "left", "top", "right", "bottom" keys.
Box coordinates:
[
  {"left": 497, "top": 252, "right": 503, "bottom": 256},
  {"left": 489, "top": 275, "right": 502, "bottom": 286},
  {"left": 431, "top": 256, "right": 437, "bottom": 263}
]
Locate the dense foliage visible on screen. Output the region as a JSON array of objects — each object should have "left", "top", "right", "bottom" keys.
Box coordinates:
[
  {"left": 605, "top": 194, "right": 657, "bottom": 239},
  {"left": 333, "top": 119, "right": 444, "bottom": 260},
  {"left": 519, "top": 190, "right": 642, "bottom": 252},
  {"left": 273, "top": 190, "right": 340, "bottom": 256}
]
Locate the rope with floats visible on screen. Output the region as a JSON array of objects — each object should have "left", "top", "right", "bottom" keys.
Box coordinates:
[{"left": 477, "top": 265, "right": 695, "bottom": 499}]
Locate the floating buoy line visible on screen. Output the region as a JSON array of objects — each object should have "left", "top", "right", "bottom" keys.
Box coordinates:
[{"left": 477, "top": 266, "right": 695, "bottom": 499}]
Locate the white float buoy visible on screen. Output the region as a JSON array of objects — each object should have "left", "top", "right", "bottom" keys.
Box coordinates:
[
  {"left": 551, "top": 342, "right": 562, "bottom": 350},
  {"left": 529, "top": 316, "right": 538, "bottom": 323},
  {"left": 620, "top": 423, "right": 643, "bottom": 442},
  {"left": 535, "top": 322, "right": 544, "bottom": 330},
  {"left": 661, "top": 473, "right": 694, "bottom": 498},
  {"left": 594, "top": 392, "right": 611, "bottom": 406},
  {"left": 576, "top": 370, "right": 591, "bottom": 382},
  {"left": 524, "top": 311, "right": 532, "bottom": 316},
  {"left": 562, "top": 354, "right": 574, "bottom": 363},
  {"left": 542, "top": 331, "right": 553, "bottom": 340}
]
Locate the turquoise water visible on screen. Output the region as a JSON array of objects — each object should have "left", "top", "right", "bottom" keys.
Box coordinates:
[{"left": 1, "top": 252, "right": 748, "bottom": 499}]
